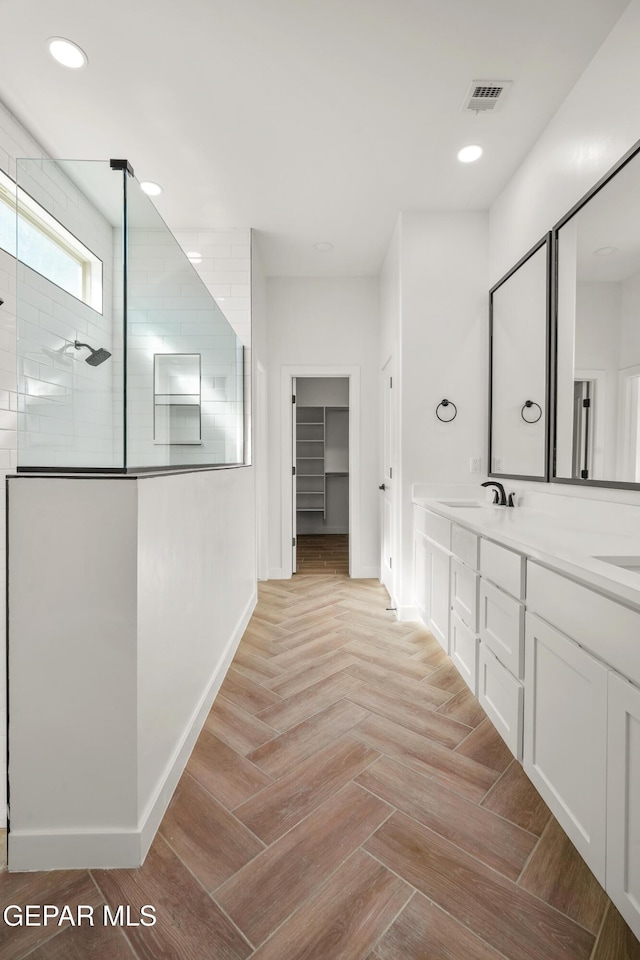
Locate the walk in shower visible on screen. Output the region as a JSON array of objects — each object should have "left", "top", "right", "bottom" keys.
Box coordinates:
[{"left": 14, "top": 158, "right": 244, "bottom": 471}]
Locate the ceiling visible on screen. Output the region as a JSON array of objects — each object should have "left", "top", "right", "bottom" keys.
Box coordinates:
[{"left": 0, "top": 0, "right": 631, "bottom": 276}]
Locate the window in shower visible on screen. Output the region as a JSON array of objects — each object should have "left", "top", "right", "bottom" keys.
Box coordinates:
[{"left": 0, "top": 168, "right": 102, "bottom": 311}]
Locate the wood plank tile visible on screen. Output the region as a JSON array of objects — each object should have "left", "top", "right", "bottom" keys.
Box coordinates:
[
  {"left": 267, "top": 618, "right": 347, "bottom": 652},
  {"left": 256, "top": 671, "right": 364, "bottom": 732},
  {"left": 351, "top": 714, "right": 498, "bottom": 802},
  {"left": 93, "top": 834, "right": 251, "bottom": 960},
  {"left": 481, "top": 760, "right": 551, "bottom": 836},
  {"left": 591, "top": 904, "right": 640, "bottom": 960},
  {"left": 267, "top": 630, "right": 352, "bottom": 668},
  {"left": 231, "top": 647, "right": 283, "bottom": 684},
  {"left": 273, "top": 606, "right": 342, "bottom": 635},
  {"left": 365, "top": 812, "right": 595, "bottom": 960},
  {"left": 23, "top": 924, "right": 136, "bottom": 960},
  {"left": 357, "top": 756, "right": 537, "bottom": 881},
  {"left": 205, "top": 695, "right": 277, "bottom": 756},
  {"left": 0, "top": 870, "right": 103, "bottom": 960},
  {"left": 336, "top": 608, "right": 417, "bottom": 636},
  {"left": 186, "top": 728, "right": 272, "bottom": 809},
  {"left": 241, "top": 618, "right": 291, "bottom": 642},
  {"left": 234, "top": 737, "right": 380, "bottom": 844},
  {"left": 455, "top": 717, "right": 513, "bottom": 773},
  {"left": 346, "top": 683, "right": 470, "bottom": 747},
  {"left": 518, "top": 817, "right": 609, "bottom": 934},
  {"left": 437, "top": 685, "right": 487, "bottom": 727},
  {"left": 216, "top": 782, "right": 392, "bottom": 946},
  {"left": 248, "top": 699, "right": 369, "bottom": 778},
  {"left": 375, "top": 892, "right": 509, "bottom": 960},
  {"left": 263, "top": 649, "right": 358, "bottom": 698},
  {"left": 423, "top": 660, "right": 468, "bottom": 694},
  {"left": 218, "top": 667, "right": 281, "bottom": 714},
  {"left": 249, "top": 849, "right": 412, "bottom": 960},
  {"left": 344, "top": 639, "right": 436, "bottom": 681},
  {"left": 159, "top": 772, "right": 264, "bottom": 891},
  {"left": 344, "top": 659, "right": 451, "bottom": 706}
]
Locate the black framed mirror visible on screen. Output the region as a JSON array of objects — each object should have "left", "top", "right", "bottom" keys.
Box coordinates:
[
  {"left": 488, "top": 234, "right": 551, "bottom": 481},
  {"left": 552, "top": 138, "right": 640, "bottom": 488}
]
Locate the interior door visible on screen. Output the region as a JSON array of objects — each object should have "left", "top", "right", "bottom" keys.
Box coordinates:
[
  {"left": 292, "top": 376, "right": 297, "bottom": 573},
  {"left": 380, "top": 357, "right": 395, "bottom": 597}
]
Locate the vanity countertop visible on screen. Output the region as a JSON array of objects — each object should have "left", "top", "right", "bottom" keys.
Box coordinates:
[{"left": 413, "top": 492, "right": 640, "bottom": 610}]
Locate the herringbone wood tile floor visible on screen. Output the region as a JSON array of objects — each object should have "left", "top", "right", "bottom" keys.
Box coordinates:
[{"left": 2, "top": 575, "right": 639, "bottom": 960}]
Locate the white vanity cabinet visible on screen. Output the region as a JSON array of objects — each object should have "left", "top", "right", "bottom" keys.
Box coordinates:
[
  {"left": 607, "top": 672, "right": 640, "bottom": 937},
  {"left": 449, "top": 531, "right": 480, "bottom": 693},
  {"left": 523, "top": 612, "right": 608, "bottom": 883},
  {"left": 478, "top": 539, "right": 526, "bottom": 759},
  {"left": 413, "top": 506, "right": 451, "bottom": 651}
]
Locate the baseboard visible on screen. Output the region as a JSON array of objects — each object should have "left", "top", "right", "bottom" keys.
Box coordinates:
[
  {"left": 9, "top": 829, "right": 142, "bottom": 872},
  {"left": 8, "top": 588, "right": 258, "bottom": 872},
  {"left": 396, "top": 605, "right": 421, "bottom": 622},
  {"left": 138, "top": 587, "right": 258, "bottom": 863},
  {"left": 350, "top": 565, "right": 380, "bottom": 580}
]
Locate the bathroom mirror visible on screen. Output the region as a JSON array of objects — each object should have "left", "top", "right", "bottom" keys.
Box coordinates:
[
  {"left": 489, "top": 235, "right": 550, "bottom": 480},
  {"left": 553, "top": 140, "right": 640, "bottom": 487}
]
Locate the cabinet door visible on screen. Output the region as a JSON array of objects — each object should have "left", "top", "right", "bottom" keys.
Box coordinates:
[
  {"left": 429, "top": 544, "right": 450, "bottom": 653},
  {"left": 451, "top": 611, "right": 478, "bottom": 694},
  {"left": 478, "top": 641, "right": 523, "bottom": 759},
  {"left": 607, "top": 671, "right": 640, "bottom": 941},
  {"left": 413, "top": 532, "right": 430, "bottom": 623},
  {"left": 479, "top": 579, "right": 525, "bottom": 678},
  {"left": 451, "top": 558, "right": 479, "bottom": 632},
  {"left": 524, "top": 613, "right": 607, "bottom": 884}
]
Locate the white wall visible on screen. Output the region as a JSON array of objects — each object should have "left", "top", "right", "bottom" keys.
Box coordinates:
[
  {"left": 490, "top": 0, "right": 640, "bottom": 286},
  {"left": 396, "top": 212, "right": 488, "bottom": 613},
  {"left": 267, "top": 277, "right": 379, "bottom": 578},
  {"left": 8, "top": 469, "right": 256, "bottom": 870}
]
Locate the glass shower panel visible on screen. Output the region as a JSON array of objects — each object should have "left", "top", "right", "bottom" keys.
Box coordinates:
[
  {"left": 16, "top": 159, "right": 124, "bottom": 469},
  {"left": 125, "top": 177, "right": 244, "bottom": 469}
]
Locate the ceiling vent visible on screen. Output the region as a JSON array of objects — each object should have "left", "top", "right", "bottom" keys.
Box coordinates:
[{"left": 462, "top": 80, "right": 511, "bottom": 114}]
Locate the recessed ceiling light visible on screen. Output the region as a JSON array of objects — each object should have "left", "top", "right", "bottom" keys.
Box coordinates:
[
  {"left": 186, "top": 251, "right": 202, "bottom": 263},
  {"left": 140, "top": 181, "right": 163, "bottom": 197},
  {"left": 48, "top": 37, "right": 87, "bottom": 69},
  {"left": 457, "top": 144, "right": 483, "bottom": 163},
  {"left": 594, "top": 246, "right": 617, "bottom": 256},
  {"left": 313, "top": 241, "right": 334, "bottom": 252}
]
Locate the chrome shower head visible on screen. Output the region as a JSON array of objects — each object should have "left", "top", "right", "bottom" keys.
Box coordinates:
[{"left": 74, "top": 341, "right": 112, "bottom": 366}]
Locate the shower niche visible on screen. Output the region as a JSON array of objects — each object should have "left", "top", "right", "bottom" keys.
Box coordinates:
[{"left": 153, "top": 354, "right": 202, "bottom": 445}]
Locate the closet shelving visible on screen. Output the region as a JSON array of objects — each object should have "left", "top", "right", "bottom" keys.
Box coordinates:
[{"left": 296, "top": 405, "right": 349, "bottom": 518}]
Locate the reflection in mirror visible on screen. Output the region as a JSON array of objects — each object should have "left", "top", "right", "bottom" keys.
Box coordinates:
[
  {"left": 555, "top": 144, "right": 640, "bottom": 485},
  {"left": 489, "top": 236, "right": 549, "bottom": 480}
]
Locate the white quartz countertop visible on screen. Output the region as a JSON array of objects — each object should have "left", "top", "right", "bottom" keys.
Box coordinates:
[{"left": 413, "top": 493, "right": 640, "bottom": 610}]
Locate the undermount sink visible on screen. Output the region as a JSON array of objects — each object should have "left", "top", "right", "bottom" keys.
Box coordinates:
[
  {"left": 437, "top": 500, "right": 486, "bottom": 508},
  {"left": 593, "top": 555, "right": 640, "bottom": 575}
]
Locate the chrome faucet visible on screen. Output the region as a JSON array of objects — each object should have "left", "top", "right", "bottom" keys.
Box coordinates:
[{"left": 481, "top": 480, "right": 512, "bottom": 506}]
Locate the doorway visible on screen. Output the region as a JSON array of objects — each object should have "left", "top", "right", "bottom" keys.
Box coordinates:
[{"left": 294, "top": 377, "right": 349, "bottom": 574}]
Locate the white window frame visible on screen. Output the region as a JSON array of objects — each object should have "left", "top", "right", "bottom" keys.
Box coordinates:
[{"left": 0, "top": 168, "right": 103, "bottom": 313}]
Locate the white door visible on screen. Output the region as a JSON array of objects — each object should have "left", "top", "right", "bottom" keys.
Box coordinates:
[
  {"left": 380, "top": 357, "right": 395, "bottom": 596},
  {"left": 607, "top": 671, "right": 640, "bottom": 941},
  {"left": 292, "top": 377, "right": 297, "bottom": 574}
]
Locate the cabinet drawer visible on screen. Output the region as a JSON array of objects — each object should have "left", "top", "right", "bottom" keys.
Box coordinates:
[
  {"left": 451, "top": 611, "right": 478, "bottom": 694},
  {"left": 451, "top": 524, "right": 479, "bottom": 569},
  {"left": 527, "top": 562, "right": 640, "bottom": 687},
  {"left": 451, "top": 558, "right": 479, "bottom": 632},
  {"left": 480, "top": 539, "right": 525, "bottom": 599},
  {"left": 479, "top": 579, "right": 525, "bottom": 678},
  {"left": 414, "top": 506, "right": 451, "bottom": 550},
  {"left": 478, "top": 641, "right": 523, "bottom": 760}
]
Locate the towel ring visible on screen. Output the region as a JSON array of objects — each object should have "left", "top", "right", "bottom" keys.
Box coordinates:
[
  {"left": 436, "top": 399, "right": 457, "bottom": 423},
  {"left": 521, "top": 400, "right": 542, "bottom": 423}
]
